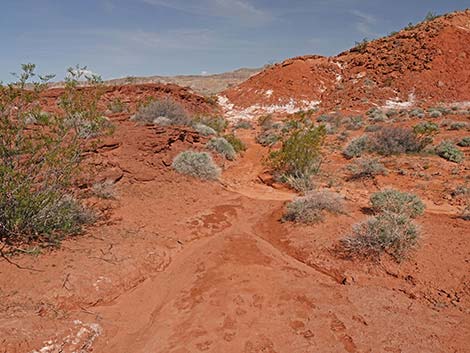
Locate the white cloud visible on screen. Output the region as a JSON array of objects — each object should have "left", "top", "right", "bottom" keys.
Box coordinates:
[
  {"left": 142, "top": 0, "right": 273, "bottom": 25},
  {"left": 351, "top": 9, "right": 379, "bottom": 37}
]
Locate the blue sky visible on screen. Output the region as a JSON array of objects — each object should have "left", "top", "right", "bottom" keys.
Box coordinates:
[{"left": 1, "top": 0, "right": 468, "bottom": 81}]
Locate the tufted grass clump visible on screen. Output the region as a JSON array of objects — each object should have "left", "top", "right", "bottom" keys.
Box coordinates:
[
  {"left": 172, "top": 151, "right": 221, "bottom": 180},
  {"left": 340, "top": 212, "right": 419, "bottom": 262},
  {"left": 435, "top": 141, "right": 464, "bottom": 163},
  {"left": 370, "top": 189, "right": 425, "bottom": 218},
  {"left": 132, "top": 99, "right": 189, "bottom": 125},
  {"left": 283, "top": 190, "right": 345, "bottom": 224},
  {"left": 207, "top": 137, "right": 237, "bottom": 160},
  {"left": 343, "top": 136, "right": 369, "bottom": 159}
]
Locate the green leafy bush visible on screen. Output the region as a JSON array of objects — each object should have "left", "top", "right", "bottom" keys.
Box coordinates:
[
  {"left": 347, "top": 158, "right": 387, "bottom": 179},
  {"left": 207, "top": 137, "right": 237, "bottom": 160},
  {"left": 172, "top": 151, "right": 220, "bottom": 180},
  {"left": 283, "top": 190, "right": 345, "bottom": 223},
  {"left": 340, "top": 212, "right": 419, "bottom": 261},
  {"left": 269, "top": 122, "right": 326, "bottom": 178},
  {"left": 370, "top": 189, "right": 425, "bottom": 218},
  {"left": 436, "top": 141, "right": 464, "bottom": 163},
  {"left": 132, "top": 99, "right": 189, "bottom": 125},
  {"left": 0, "top": 64, "right": 104, "bottom": 244},
  {"left": 223, "top": 134, "right": 246, "bottom": 153},
  {"left": 343, "top": 136, "right": 369, "bottom": 159}
]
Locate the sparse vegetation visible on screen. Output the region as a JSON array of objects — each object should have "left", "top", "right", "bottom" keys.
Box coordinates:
[
  {"left": 343, "top": 136, "right": 369, "bottom": 159},
  {"left": 0, "top": 64, "right": 105, "bottom": 245},
  {"left": 283, "top": 174, "right": 314, "bottom": 193},
  {"left": 269, "top": 120, "right": 326, "bottom": 179},
  {"left": 207, "top": 137, "right": 237, "bottom": 160},
  {"left": 257, "top": 132, "right": 280, "bottom": 147},
  {"left": 341, "top": 188, "right": 425, "bottom": 261},
  {"left": 107, "top": 98, "right": 126, "bottom": 113},
  {"left": 234, "top": 120, "right": 253, "bottom": 130},
  {"left": 457, "top": 137, "right": 470, "bottom": 147},
  {"left": 283, "top": 190, "right": 345, "bottom": 223},
  {"left": 347, "top": 158, "right": 387, "bottom": 179},
  {"left": 340, "top": 212, "right": 419, "bottom": 262},
  {"left": 92, "top": 180, "right": 117, "bottom": 200},
  {"left": 132, "top": 99, "right": 189, "bottom": 125},
  {"left": 193, "top": 123, "right": 217, "bottom": 136},
  {"left": 354, "top": 38, "right": 369, "bottom": 53},
  {"left": 435, "top": 141, "right": 464, "bottom": 163},
  {"left": 196, "top": 116, "right": 228, "bottom": 134},
  {"left": 369, "top": 126, "right": 425, "bottom": 155},
  {"left": 343, "top": 116, "right": 364, "bottom": 131},
  {"left": 223, "top": 134, "right": 246, "bottom": 153},
  {"left": 172, "top": 151, "right": 220, "bottom": 180},
  {"left": 370, "top": 189, "right": 425, "bottom": 218}
]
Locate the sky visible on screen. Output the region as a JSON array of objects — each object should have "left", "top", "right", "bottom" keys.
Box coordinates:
[{"left": 0, "top": 0, "right": 468, "bottom": 82}]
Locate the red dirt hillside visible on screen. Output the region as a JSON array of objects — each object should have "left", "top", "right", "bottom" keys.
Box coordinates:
[
  {"left": 41, "top": 83, "right": 219, "bottom": 116},
  {"left": 224, "top": 10, "right": 470, "bottom": 111}
]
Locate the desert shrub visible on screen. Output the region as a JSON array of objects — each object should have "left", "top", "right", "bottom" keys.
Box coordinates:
[
  {"left": 193, "top": 123, "right": 217, "bottom": 136},
  {"left": 343, "top": 136, "right": 369, "bottom": 159},
  {"left": 449, "top": 122, "right": 469, "bottom": 131},
  {"left": 409, "top": 108, "right": 425, "bottom": 118},
  {"left": 435, "top": 141, "right": 464, "bottom": 163},
  {"left": 354, "top": 38, "right": 369, "bottom": 53},
  {"left": 369, "top": 126, "right": 424, "bottom": 155},
  {"left": 364, "top": 125, "right": 381, "bottom": 132},
  {"left": 207, "top": 137, "right": 236, "bottom": 160},
  {"left": 457, "top": 137, "right": 470, "bottom": 147},
  {"left": 152, "top": 116, "right": 172, "bottom": 126},
  {"left": 71, "top": 115, "right": 113, "bottom": 139},
  {"left": 283, "top": 174, "right": 314, "bottom": 193},
  {"left": 340, "top": 212, "right": 419, "bottom": 261},
  {"left": 107, "top": 98, "right": 126, "bottom": 113},
  {"left": 413, "top": 121, "right": 439, "bottom": 147},
  {"left": 0, "top": 64, "right": 105, "bottom": 244},
  {"left": 196, "top": 116, "right": 227, "bottom": 134},
  {"left": 347, "top": 158, "right": 386, "bottom": 179},
  {"left": 385, "top": 109, "right": 399, "bottom": 118},
  {"left": 269, "top": 122, "right": 326, "bottom": 178},
  {"left": 234, "top": 120, "right": 252, "bottom": 130},
  {"left": 92, "top": 180, "right": 117, "bottom": 200},
  {"left": 223, "top": 134, "right": 246, "bottom": 153},
  {"left": 370, "top": 189, "right": 425, "bottom": 218},
  {"left": 283, "top": 190, "right": 345, "bottom": 223},
  {"left": 258, "top": 114, "right": 273, "bottom": 130},
  {"left": 344, "top": 116, "right": 364, "bottom": 131},
  {"left": 424, "top": 11, "right": 439, "bottom": 21},
  {"left": 172, "top": 151, "right": 220, "bottom": 180},
  {"left": 257, "top": 131, "right": 280, "bottom": 147},
  {"left": 132, "top": 99, "right": 189, "bottom": 125},
  {"left": 366, "top": 108, "right": 387, "bottom": 122}
]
